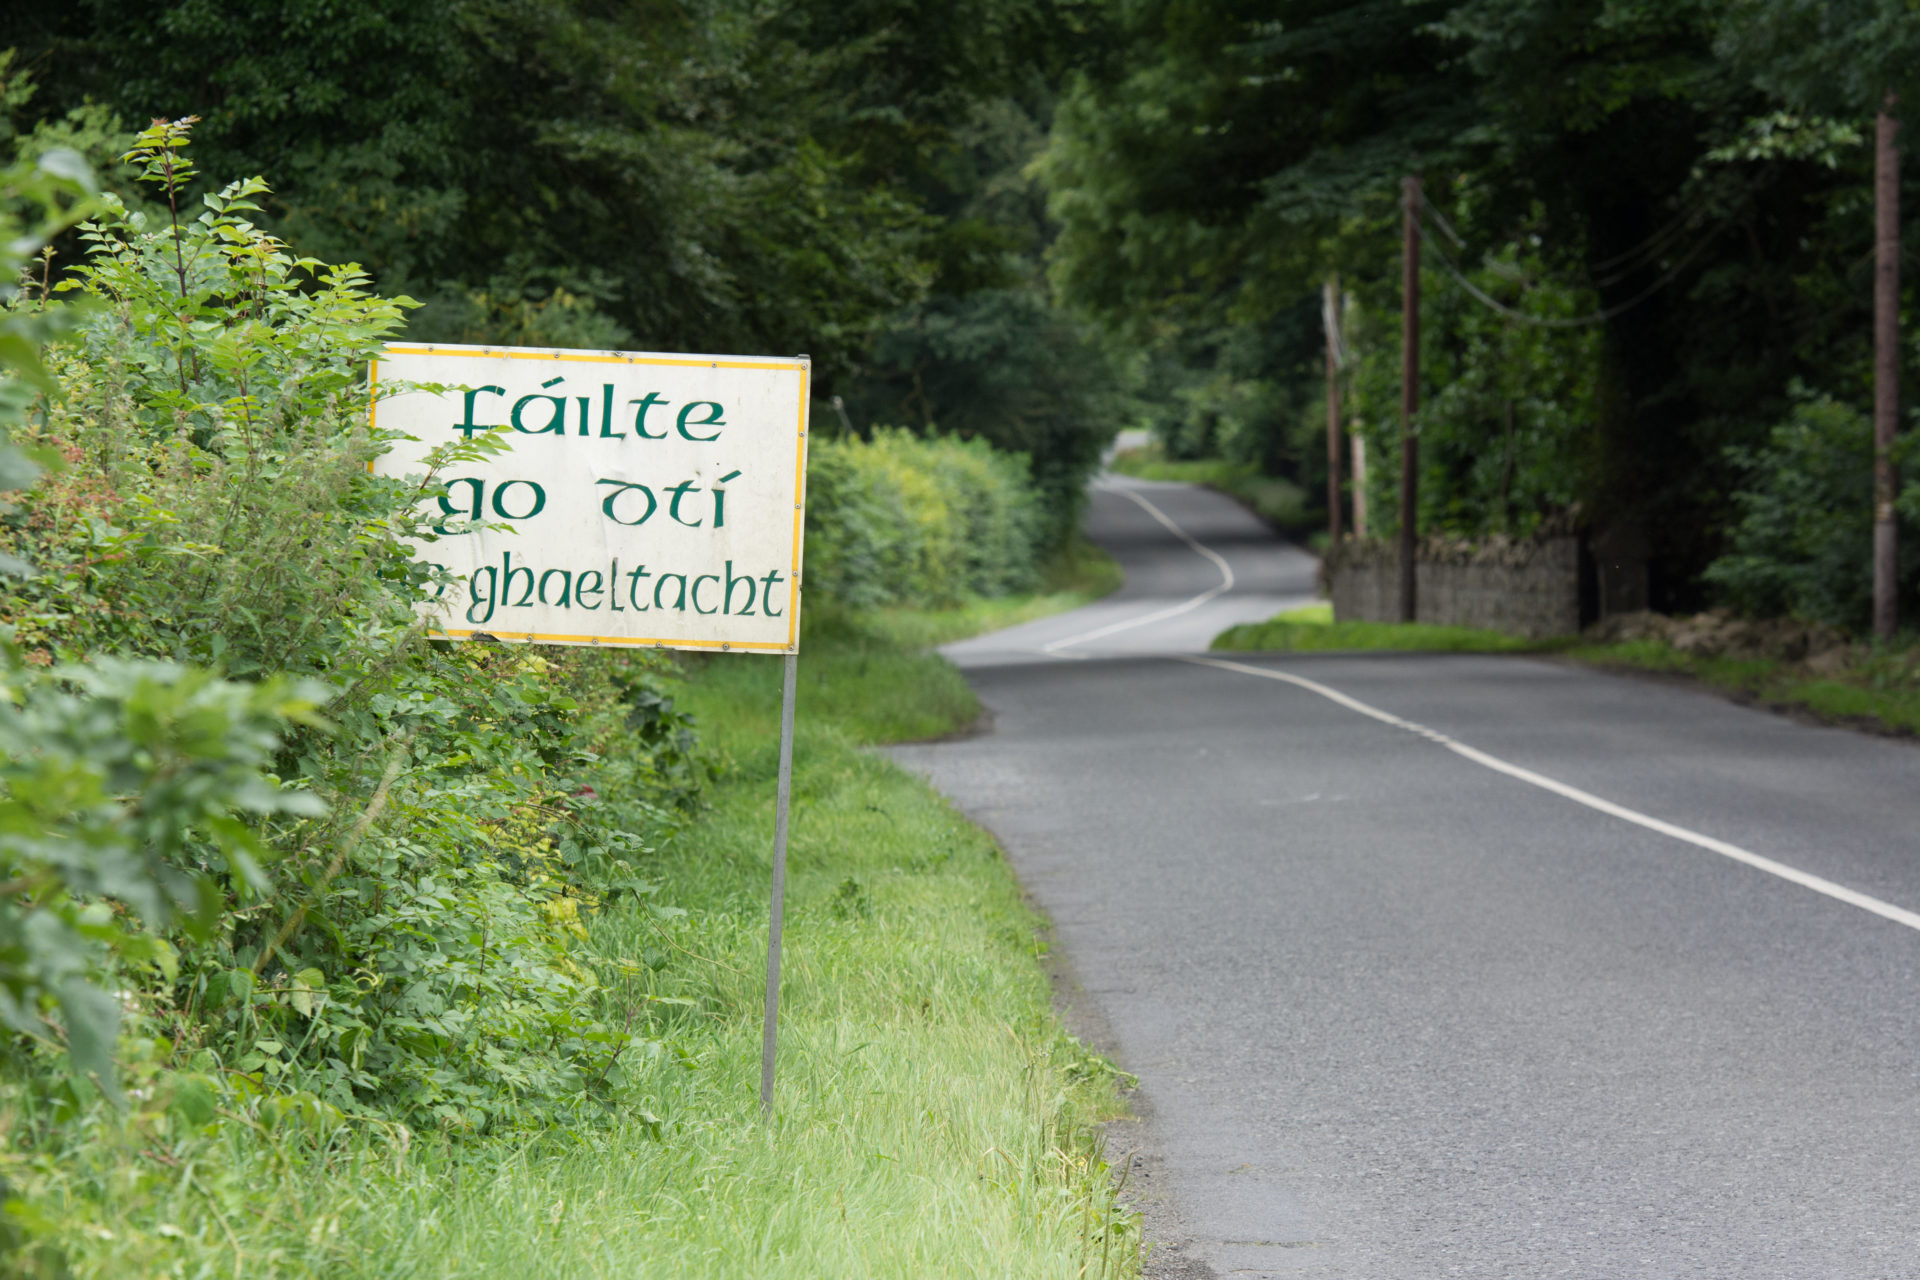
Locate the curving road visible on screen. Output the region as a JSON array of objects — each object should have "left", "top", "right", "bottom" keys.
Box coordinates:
[
  {"left": 891, "top": 479, "right": 1920, "bottom": 1279},
  {"left": 939, "top": 476, "right": 1319, "bottom": 665}
]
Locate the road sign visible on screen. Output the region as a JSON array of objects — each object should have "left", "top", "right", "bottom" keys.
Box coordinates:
[
  {"left": 371, "top": 342, "right": 809, "bottom": 1116},
  {"left": 370, "top": 343, "right": 809, "bottom": 653}
]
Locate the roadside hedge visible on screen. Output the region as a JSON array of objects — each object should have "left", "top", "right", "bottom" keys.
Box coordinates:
[
  {"left": 0, "top": 122, "right": 707, "bottom": 1152},
  {"left": 804, "top": 429, "right": 1045, "bottom": 610}
]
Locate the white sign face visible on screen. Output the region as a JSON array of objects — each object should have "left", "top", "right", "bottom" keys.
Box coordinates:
[{"left": 371, "top": 343, "right": 809, "bottom": 653}]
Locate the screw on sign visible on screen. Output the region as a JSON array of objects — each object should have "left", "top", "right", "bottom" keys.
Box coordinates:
[{"left": 371, "top": 343, "right": 810, "bottom": 1115}]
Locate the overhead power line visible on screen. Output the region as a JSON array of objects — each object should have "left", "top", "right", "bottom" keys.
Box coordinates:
[
  {"left": 1415, "top": 200, "right": 1726, "bottom": 330},
  {"left": 1425, "top": 196, "right": 1717, "bottom": 289}
]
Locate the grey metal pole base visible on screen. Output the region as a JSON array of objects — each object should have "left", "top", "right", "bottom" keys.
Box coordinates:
[{"left": 760, "top": 650, "right": 799, "bottom": 1115}]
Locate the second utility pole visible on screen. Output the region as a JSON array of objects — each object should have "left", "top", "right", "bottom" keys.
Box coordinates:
[
  {"left": 1399, "top": 175, "right": 1422, "bottom": 623},
  {"left": 1324, "top": 276, "right": 1344, "bottom": 544},
  {"left": 1875, "top": 98, "right": 1901, "bottom": 641}
]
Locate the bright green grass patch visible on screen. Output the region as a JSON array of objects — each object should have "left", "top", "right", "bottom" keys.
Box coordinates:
[
  {"left": 1213, "top": 604, "right": 1537, "bottom": 653},
  {"left": 687, "top": 610, "right": 984, "bottom": 748},
  {"left": 329, "top": 702, "right": 1138, "bottom": 1278},
  {"left": 1108, "top": 447, "right": 1310, "bottom": 530},
  {"left": 1270, "top": 601, "right": 1332, "bottom": 625}
]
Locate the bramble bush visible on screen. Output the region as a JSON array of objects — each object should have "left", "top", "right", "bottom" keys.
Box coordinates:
[{"left": 1703, "top": 391, "right": 1920, "bottom": 632}]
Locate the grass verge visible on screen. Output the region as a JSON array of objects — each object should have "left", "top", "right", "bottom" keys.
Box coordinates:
[
  {"left": 313, "top": 625, "right": 1138, "bottom": 1277},
  {"left": 12, "top": 598, "right": 1137, "bottom": 1279},
  {"left": 573, "top": 624, "right": 1138, "bottom": 1278},
  {"left": 1562, "top": 638, "right": 1920, "bottom": 737},
  {"left": 1212, "top": 602, "right": 1537, "bottom": 654},
  {"left": 1213, "top": 604, "right": 1920, "bottom": 739}
]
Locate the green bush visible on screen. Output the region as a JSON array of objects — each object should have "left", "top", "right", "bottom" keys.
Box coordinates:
[
  {"left": 1703, "top": 393, "right": 1920, "bottom": 631},
  {"left": 0, "top": 135, "right": 343, "bottom": 1106},
  {"left": 804, "top": 428, "right": 1044, "bottom": 609},
  {"left": 0, "top": 120, "right": 701, "bottom": 1143}
]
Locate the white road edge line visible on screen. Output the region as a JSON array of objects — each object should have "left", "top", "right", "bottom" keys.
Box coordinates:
[
  {"left": 1040, "top": 485, "right": 1236, "bottom": 654},
  {"left": 1186, "top": 655, "right": 1920, "bottom": 934}
]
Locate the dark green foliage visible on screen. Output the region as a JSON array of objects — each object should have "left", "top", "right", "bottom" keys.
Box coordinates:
[
  {"left": 1038, "top": 0, "right": 1920, "bottom": 616},
  {"left": 5, "top": 0, "right": 1082, "bottom": 375},
  {"left": 846, "top": 289, "right": 1120, "bottom": 524},
  {"left": 1718, "top": 0, "right": 1920, "bottom": 117},
  {"left": 8, "top": 0, "right": 933, "bottom": 374},
  {"left": 1345, "top": 237, "right": 1600, "bottom": 541},
  {"left": 832, "top": 95, "right": 1124, "bottom": 534},
  {"left": 1704, "top": 394, "right": 1920, "bottom": 630},
  {"left": 4, "top": 0, "right": 1123, "bottom": 526}
]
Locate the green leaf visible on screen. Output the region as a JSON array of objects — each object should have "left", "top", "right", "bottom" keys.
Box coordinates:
[
  {"left": 56, "top": 979, "right": 122, "bottom": 1102},
  {"left": 290, "top": 967, "right": 326, "bottom": 1018}
]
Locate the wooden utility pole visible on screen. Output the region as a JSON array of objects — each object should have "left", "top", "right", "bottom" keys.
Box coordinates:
[
  {"left": 1398, "top": 176, "right": 1422, "bottom": 623},
  {"left": 1323, "top": 277, "right": 1344, "bottom": 543},
  {"left": 1351, "top": 433, "right": 1368, "bottom": 536},
  {"left": 1875, "top": 99, "right": 1901, "bottom": 641}
]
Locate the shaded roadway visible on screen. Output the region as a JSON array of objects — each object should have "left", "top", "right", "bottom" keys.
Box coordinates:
[{"left": 891, "top": 478, "right": 1920, "bottom": 1279}]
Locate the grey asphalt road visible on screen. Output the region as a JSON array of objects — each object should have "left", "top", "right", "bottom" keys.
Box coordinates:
[
  {"left": 940, "top": 476, "right": 1320, "bottom": 664},
  {"left": 890, "top": 480, "right": 1920, "bottom": 1279}
]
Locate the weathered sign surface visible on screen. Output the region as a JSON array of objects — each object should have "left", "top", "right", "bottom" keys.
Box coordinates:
[{"left": 372, "top": 343, "right": 810, "bottom": 653}]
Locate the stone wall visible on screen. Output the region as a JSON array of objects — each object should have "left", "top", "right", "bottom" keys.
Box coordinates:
[{"left": 1328, "top": 536, "right": 1581, "bottom": 639}]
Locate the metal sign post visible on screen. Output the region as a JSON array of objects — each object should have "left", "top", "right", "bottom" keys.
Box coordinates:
[
  {"left": 369, "top": 342, "right": 810, "bottom": 1114},
  {"left": 759, "top": 650, "right": 798, "bottom": 1114}
]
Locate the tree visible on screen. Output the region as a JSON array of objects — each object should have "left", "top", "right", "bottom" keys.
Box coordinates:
[
  {"left": 1042, "top": 0, "right": 1920, "bottom": 614},
  {"left": 1717, "top": 0, "right": 1920, "bottom": 635},
  {"left": 5, "top": 0, "right": 1122, "bottom": 527}
]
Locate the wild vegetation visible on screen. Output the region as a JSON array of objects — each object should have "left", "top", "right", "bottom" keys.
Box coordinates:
[
  {"left": 2, "top": 1, "right": 1121, "bottom": 525},
  {"left": 0, "top": 87, "right": 1131, "bottom": 1273},
  {"left": 18, "top": 0, "right": 1920, "bottom": 1270}
]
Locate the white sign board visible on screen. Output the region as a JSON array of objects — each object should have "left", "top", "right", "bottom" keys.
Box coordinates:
[{"left": 370, "top": 343, "right": 809, "bottom": 654}]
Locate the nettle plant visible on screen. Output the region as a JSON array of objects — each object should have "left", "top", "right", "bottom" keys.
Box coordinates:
[{"left": 0, "top": 121, "right": 698, "bottom": 1129}]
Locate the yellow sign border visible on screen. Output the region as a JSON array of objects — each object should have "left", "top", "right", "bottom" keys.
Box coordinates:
[{"left": 369, "top": 343, "right": 810, "bottom": 654}]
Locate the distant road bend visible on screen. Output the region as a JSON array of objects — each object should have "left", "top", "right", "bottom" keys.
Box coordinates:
[{"left": 893, "top": 477, "right": 1920, "bottom": 1279}]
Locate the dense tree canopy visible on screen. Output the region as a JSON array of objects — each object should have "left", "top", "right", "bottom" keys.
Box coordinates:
[
  {"left": 10, "top": 0, "right": 1920, "bottom": 616},
  {"left": 3, "top": 0, "right": 1118, "bottom": 520},
  {"left": 1046, "top": 0, "right": 1920, "bottom": 617}
]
